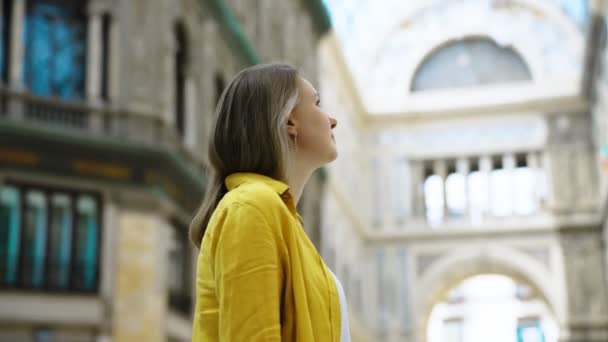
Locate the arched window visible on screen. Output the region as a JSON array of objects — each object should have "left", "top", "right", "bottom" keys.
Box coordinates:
[
  {"left": 411, "top": 37, "right": 532, "bottom": 92},
  {"left": 174, "top": 22, "right": 188, "bottom": 139},
  {"left": 23, "top": 0, "right": 88, "bottom": 100}
]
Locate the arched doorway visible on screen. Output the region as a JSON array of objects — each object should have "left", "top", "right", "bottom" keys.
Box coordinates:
[
  {"left": 414, "top": 246, "right": 565, "bottom": 342},
  {"left": 427, "top": 274, "right": 558, "bottom": 342}
]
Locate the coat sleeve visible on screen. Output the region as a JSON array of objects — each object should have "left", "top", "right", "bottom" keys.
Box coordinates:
[{"left": 213, "top": 202, "right": 284, "bottom": 341}]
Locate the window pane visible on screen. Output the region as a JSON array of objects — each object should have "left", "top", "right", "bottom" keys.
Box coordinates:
[
  {"left": 517, "top": 320, "right": 545, "bottom": 342},
  {"left": 412, "top": 38, "right": 531, "bottom": 92},
  {"left": 22, "top": 190, "right": 47, "bottom": 288},
  {"left": 48, "top": 194, "right": 72, "bottom": 289},
  {"left": 0, "top": 186, "right": 20, "bottom": 286},
  {"left": 74, "top": 195, "right": 98, "bottom": 291},
  {"left": 0, "top": 0, "right": 13, "bottom": 84},
  {"left": 24, "top": 0, "right": 87, "bottom": 99}
]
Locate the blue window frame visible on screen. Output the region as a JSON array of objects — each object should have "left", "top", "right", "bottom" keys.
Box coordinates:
[
  {"left": 517, "top": 320, "right": 546, "bottom": 342},
  {"left": 0, "top": 185, "right": 20, "bottom": 286},
  {"left": 0, "top": 183, "right": 100, "bottom": 292}
]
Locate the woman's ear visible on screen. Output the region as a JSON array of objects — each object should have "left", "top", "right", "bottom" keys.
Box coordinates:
[{"left": 287, "top": 118, "right": 298, "bottom": 137}]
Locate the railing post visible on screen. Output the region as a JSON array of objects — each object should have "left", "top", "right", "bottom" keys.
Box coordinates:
[
  {"left": 480, "top": 155, "right": 493, "bottom": 218},
  {"left": 503, "top": 153, "right": 516, "bottom": 216},
  {"left": 433, "top": 159, "right": 448, "bottom": 222},
  {"left": 409, "top": 160, "right": 426, "bottom": 220},
  {"left": 526, "top": 151, "right": 544, "bottom": 211},
  {"left": 457, "top": 157, "right": 471, "bottom": 219}
]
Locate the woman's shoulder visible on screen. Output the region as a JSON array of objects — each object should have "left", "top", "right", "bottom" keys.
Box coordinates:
[{"left": 219, "top": 181, "right": 288, "bottom": 219}]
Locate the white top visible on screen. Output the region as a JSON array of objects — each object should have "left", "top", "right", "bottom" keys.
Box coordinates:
[{"left": 329, "top": 269, "right": 352, "bottom": 342}]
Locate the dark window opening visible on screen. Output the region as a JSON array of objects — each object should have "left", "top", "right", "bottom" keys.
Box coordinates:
[
  {"left": 1, "top": 0, "right": 13, "bottom": 84},
  {"left": 174, "top": 23, "right": 187, "bottom": 139},
  {"left": 100, "top": 12, "right": 110, "bottom": 102}
]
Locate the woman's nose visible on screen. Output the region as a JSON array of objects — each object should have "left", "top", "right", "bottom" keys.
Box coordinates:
[{"left": 330, "top": 116, "right": 337, "bottom": 129}]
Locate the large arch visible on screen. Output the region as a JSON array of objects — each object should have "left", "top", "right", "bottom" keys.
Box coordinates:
[
  {"left": 350, "top": 0, "right": 585, "bottom": 109},
  {"left": 409, "top": 36, "right": 533, "bottom": 92},
  {"left": 413, "top": 245, "right": 566, "bottom": 341}
]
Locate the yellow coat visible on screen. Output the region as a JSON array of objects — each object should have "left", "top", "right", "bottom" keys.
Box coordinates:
[{"left": 192, "top": 172, "right": 341, "bottom": 341}]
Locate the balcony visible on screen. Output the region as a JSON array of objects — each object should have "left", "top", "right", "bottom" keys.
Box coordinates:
[
  {"left": 0, "top": 87, "right": 206, "bottom": 214},
  {"left": 0, "top": 86, "right": 197, "bottom": 162}
]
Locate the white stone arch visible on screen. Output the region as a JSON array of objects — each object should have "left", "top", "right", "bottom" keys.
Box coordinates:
[{"left": 413, "top": 245, "right": 566, "bottom": 342}]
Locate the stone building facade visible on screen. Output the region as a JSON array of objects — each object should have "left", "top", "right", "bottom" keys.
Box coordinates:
[
  {"left": 319, "top": 1, "right": 608, "bottom": 341},
  {"left": 0, "top": 0, "right": 327, "bottom": 341}
]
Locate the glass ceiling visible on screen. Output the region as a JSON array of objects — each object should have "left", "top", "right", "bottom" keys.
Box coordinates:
[{"left": 322, "top": 0, "right": 588, "bottom": 111}]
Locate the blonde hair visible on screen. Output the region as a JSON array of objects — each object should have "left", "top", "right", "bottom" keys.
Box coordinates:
[{"left": 189, "top": 63, "right": 300, "bottom": 248}]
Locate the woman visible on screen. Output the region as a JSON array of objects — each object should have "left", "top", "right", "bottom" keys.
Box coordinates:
[{"left": 190, "top": 63, "right": 351, "bottom": 341}]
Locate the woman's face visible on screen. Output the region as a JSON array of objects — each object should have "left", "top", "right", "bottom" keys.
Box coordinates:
[{"left": 289, "top": 77, "right": 338, "bottom": 167}]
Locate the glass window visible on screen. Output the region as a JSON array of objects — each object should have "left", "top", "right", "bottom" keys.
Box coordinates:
[
  {"left": 48, "top": 193, "right": 72, "bottom": 289},
  {"left": 517, "top": 319, "right": 545, "bottom": 342},
  {"left": 412, "top": 38, "right": 532, "bottom": 92},
  {"left": 100, "top": 13, "right": 111, "bottom": 102},
  {"left": 23, "top": 0, "right": 87, "bottom": 100},
  {"left": 174, "top": 23, "right": 187, "bottom": 139},
  {"left": 0, "top": 185, "right": 20, "bottom": 286},
  {"left": 1, "top": 0, "right": 12, "bottom": 84},
  {"left": 74, "top": 195, "right": 98, "bottom": 291},
  {"left": 22, "top": 190, "right": 47, "bottom": 288}
]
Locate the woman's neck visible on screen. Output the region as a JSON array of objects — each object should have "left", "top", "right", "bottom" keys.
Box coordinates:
[{"left": 286, "top": 163, "right": 313, "bottom": 206}]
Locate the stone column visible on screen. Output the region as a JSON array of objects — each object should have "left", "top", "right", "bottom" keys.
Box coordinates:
[
  {"left": 109, "top": 14, "right": 121, "bottom": 103},
  {"left": 87, "top": 10, "right": 102, "bottom": 103},
  {"left": 184, "top": 76, "right": 197, "bottom": 149},
  {"left": 86, "top": 8, "right": 103, "bottom": 132},
  {"left": 112, "top": 211, "right": 167, "bottom": 342},
  {"left": 503, "top": 153, "right": 516, "bottom": 215},
  {"left": 162, "top": 32, "right": 176, "bottom": 144},
  {"left": 433, "top": 160, "right": 448, "bottom": 222},
  {"left": 559, "top": 229, "right": 608, "bottom": 342},
  {"left": 526, "top": 152, "right": 542, "bottom": 211},
  {"left": 480, "top": 155, "right": 493, "bottom": 218},
  {"left": 457, "top": 158, "right": 471, "bottom": 219},
  {"left": 409, "top": 160, "right": 426, "bottom": 220},
  {"left": 8, "top": 0, "right": 25, "bottom": 120}
]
